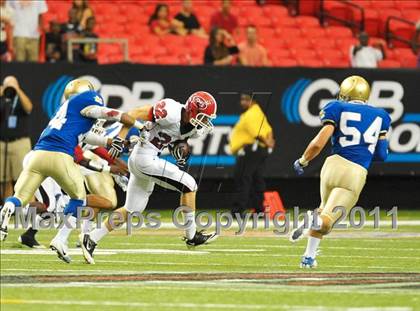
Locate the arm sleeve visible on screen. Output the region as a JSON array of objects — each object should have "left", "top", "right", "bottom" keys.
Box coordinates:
[
  {"left": 73, "top": 145, "right": 84, "bottom": 164},
  {"left": 380, "top": 111, "right": 391, "bottom": 135},
  {"left": 92, "top": 147, "right": 115, "bottom": 165},
  {"left": 319, "top": 102, "right": 341, "bottom": 126},
  {"left": 204, "top": 46, "right": 214, "bottom": 64},
  {"left": 80, "top": 105, "right": 123, "bottom": 121},
  {"left": 373, "top": 138, "right": 388, "bottom": 161}
]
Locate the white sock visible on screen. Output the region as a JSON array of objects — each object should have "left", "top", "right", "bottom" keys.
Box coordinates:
[
  {"left": 311, "top": 214, "right": 323, "bottom": 230},
  {"left": 304, "top": 236, "right": 321, "bottom": 258},
  {"left": 183, "top": 211, "right": 196, "bottom": 240},
  {"left": 33, "top": 215, "right": 43, "bottom": 230},
  {"left": 81, "top": 219, "right": 92, "bottom": 234},
  {"left": 90, "top": 225, "right": 109, "bottom": 243},
  {"left": 1, "top": 202, "right": 16, "bottom": 228},
  {"left": 55, "top": 215, "right": 77, "bottom": 243}
]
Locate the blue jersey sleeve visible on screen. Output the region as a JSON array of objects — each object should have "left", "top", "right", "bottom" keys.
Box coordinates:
[
  {"left": 320, "top": 101, "right": 341, "bottom": 126},
  {"left": 380, "top": 110, "right": 391, "bottom": 135},
  {"left": 76, "top": 91, "right": 105, "bottom": 109}
]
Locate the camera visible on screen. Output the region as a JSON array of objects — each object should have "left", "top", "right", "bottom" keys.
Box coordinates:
[{"left": 3, "top": 86, "right": 17, "bottom": 100}]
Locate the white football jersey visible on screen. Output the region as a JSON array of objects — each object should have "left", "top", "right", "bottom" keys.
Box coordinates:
[{"left": 143, "top": 98, "right": 196, "bottom": 153}]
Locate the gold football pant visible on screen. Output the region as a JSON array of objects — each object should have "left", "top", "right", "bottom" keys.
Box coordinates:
[
  {"left": 14, "top": 150, "right": 86, "bottom": 206},
  {"left": 84, "top": 172, "right": 117, "bottom": 208},
  {"left": 318, "top": 154, "right": 367, "bottom": 233}
]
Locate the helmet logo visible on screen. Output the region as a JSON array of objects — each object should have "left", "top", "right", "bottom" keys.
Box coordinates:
[{"left": 193, "top": 95, "right": 208, "bottom": 109}]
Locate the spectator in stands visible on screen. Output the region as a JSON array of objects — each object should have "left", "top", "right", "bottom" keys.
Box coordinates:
[
  {"left": 175, "top": 0, "right": 207, "bottom": 38},
  {"left": 7, "top": 0, "right": 48, "bottom": 62},
  {"left": 204, "top": 27, "right": 239, "bottom": 65},
  {"left": 72, "top": 0, "right": 93, "bottom": 30},
  {"left": 0, "top": 0, "right": 14, "bottom": 62},
  {"left": 79, "top": 16, "right": 98, "bottom": 63},
  {"left": 61, "top": 8, "right": 82, "bottom": 62},
  {"left": 238, "top": 25, "right": 270, "bottom": 67},
  {"left": 210, "top": 0, "right": 238, "bottom": 35},
  {"left": 0, "top": 76, "right": 33, "bottom": 202},
  {"left": 350, "top": 32, "right": 384, "bottom": 68},
  {"left": 148, "top": 3, "right": 187, "bottom": 36},
  {"left": 45, "top": 21, "right": 63, "bottom": 63}
]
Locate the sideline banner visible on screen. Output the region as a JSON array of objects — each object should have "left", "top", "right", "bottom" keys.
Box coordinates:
[{"left": 1, "top": 63, "right": 419, "bottom": 177}]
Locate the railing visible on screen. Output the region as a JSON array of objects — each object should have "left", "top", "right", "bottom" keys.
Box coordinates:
[
  {"left": 320, "top": 0, "right": 365, "bottom": 33},
  {"left": 385, "top": 16, "right": 417, "bottom": 49},
  {"left": 67, "top": 38, "right": 129, "bottom": 63}
]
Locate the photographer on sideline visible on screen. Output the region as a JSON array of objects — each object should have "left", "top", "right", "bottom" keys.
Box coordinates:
[
  {"left": 229, "top": 91, "right": 275, "bottom": 218},
  {"left": 0, "top": 76, "right": 33, "bottom": 202}
]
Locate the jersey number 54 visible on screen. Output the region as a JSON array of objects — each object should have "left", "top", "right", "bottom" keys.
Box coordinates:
[{"left": 339, "top": 111, "right": 383, "bottom": 154}]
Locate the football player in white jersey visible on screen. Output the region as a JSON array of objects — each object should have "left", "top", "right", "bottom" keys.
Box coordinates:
[{"left": 80, "top": 91, "right": 218, "bottom": 264}]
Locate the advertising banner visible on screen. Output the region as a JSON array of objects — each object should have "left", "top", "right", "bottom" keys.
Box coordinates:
[{"left": 1, "top": 63, "right": 419, "bottom": 178}]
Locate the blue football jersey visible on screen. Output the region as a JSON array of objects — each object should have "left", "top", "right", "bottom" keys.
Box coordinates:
[
  {"left": 320, "top": 100, "right": 391, "bottom": 169},
  {"left": 35, "top": 91, "right": 104, "bottom": 156}
]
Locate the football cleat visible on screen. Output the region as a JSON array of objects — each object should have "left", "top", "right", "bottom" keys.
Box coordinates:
[
  {"left": 289, "top": 210, "right": 313, "bottom": 243},
  {"left": 0, "top": 205, "right": 13, "bottom": 241},
  {"left": 0, "top": 227, "right": 8, "bottom": 242},
  {"left": 300, "top": 256, "right": 318, "bottom": 269},
  {"left": 50, "top": 238, "right": 71, "bottom": 263},
  {"left": 184, "top": 230, "right": 218, "bottom": 249},
  {"left": 18, "top": 228, "right": 44, "bottom": 249},
  {"left": 79, "top": 233, "right": 96, "bottom": 264}
]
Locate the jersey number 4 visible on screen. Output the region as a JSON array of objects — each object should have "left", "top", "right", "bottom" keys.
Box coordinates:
[
  {"left": 48, "top": 101, "right": 69, "bottom": 130},
  {"left": 339, "top": 112, "right": 382, "bottom": 154}
]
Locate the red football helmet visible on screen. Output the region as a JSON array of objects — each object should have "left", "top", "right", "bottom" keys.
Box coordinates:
[{"left": 185, "top": 91, "right": 217, "bottom": 132}]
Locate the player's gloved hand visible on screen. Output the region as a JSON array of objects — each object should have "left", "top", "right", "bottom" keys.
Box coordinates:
[
  {"left": 112, "top": 174, "right": 129, "bottom": 192},
  {"left": 293, "top": 157, "right": 308, "bottom": 175},
  {"left": 169, "top": 141, "right": 190, "bottom": 168},
  {"left": 108, "top": 136, "right": 125, "bottom": 159}
]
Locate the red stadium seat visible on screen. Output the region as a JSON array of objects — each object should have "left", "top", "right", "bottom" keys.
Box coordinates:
[
  {"left": 294, "top": 16, "right": 320, "bottom": 28},
  {"left": 317, "top": 49, "right": 344, "bottom": 60},
  {"left": 392, "top": 48, "right": 417, "bottom": 59},
  {"left": 269, "top": 49, "right": 291, "bottom": 59},
  {"left": 290, "top": 49, "right": 317, "bottom": 59},
  {"left": 378, "top": 59, "right": 401, "bottom": 68},
  {"left": 323, "top": 58, "right": 349, "bottom": 68},
  {"left": 298, "top": 58, "right": 324, "bottom": 67},
  {"left": 363, "top": 9, "right": 380, "bottom": 37},
  {"left": 271, "top": 58, "right": 298, "bottom": 67},
  {"left": 262, "top": 5, "right": 288, "bottom": 18},
  {"left": 311, "top": 38, "right": 337, "bottom": 49},
  {"left": 300, "top": 27, "right": 327, "bottom": 38},
  {"left": 286, "top": 39, "right": 313, "bottom": 49},
  {"left": 323, "top": 1, "right": 354, "bottom": 27},
  {"left": 156, "top": 55, "right": 181, "bottom": 65},
  {"left": 278, "top": 27, "right": 301, "bottom": 38},
  {"left": 399, "top": 55, "right": 418, "bottom": 68},
  {"left": 325, "top": 26, "right": 353, "bottom": 38},
  {"left": 297, "top": 0, "right": 321, "bottom": 16},
  {"left": 395, "top": 0, "right": 420, "bottom": 10}
]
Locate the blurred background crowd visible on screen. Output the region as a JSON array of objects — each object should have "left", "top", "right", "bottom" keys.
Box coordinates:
[{"left": 0, "top": 0, "right": 419, "bottom": 67}]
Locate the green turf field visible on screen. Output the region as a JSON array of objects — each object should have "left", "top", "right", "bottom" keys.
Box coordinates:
[{"left": 1, "top": 210, "right": 420, "bottom": 311}]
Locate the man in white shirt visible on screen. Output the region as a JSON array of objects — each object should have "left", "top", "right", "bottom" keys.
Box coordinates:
[
  {"left": 350, "top": 32, "right": 384, "bottom": 68},
  {"left": 7, "top": 0, "right": 48, "bottom": 62}
]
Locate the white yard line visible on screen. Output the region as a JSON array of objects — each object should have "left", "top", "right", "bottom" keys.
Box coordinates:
[{"left": 0, "top": 298, "right": 413, "bottom": 311}]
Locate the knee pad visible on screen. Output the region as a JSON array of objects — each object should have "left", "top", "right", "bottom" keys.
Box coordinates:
[
  {"left": 63, "top": 199, "right": 85, "bottom": 217},
  {"left": 318, "top": 215, "right": 333, "bottom": 235}
]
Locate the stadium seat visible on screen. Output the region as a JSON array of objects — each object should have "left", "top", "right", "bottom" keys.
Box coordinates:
[
  {"left": 311, "top": 38, "right": 337, "bottom": 49},
  {"left": 290, "top": 49, "right": 317, "bottom": 59},
  {"left": 286, "top": 39, "right": 312, "bottom": 49},
  {"left": 378, "top": 59, "right": 401, "bottom": 68},
  {"left": 300, "top": 27, "right": 327, "bottom": 39},
  {"left": 271, "top": 58, "right": 298, "bottom": 67},
  {"left": 325, "top": 26, "right": 353, "bottom": 38},
  {"left": 323, "top": 58, "right": 349, "bottom": 67},
  {"left": 294, "top": 16, "right": 320, "bottom": 28},
  {"left": 297, "top": 58, "right": 324, "bottom": 67},
  {"left": 399, "top": 55, "right": 418, "bottom": 68}
]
